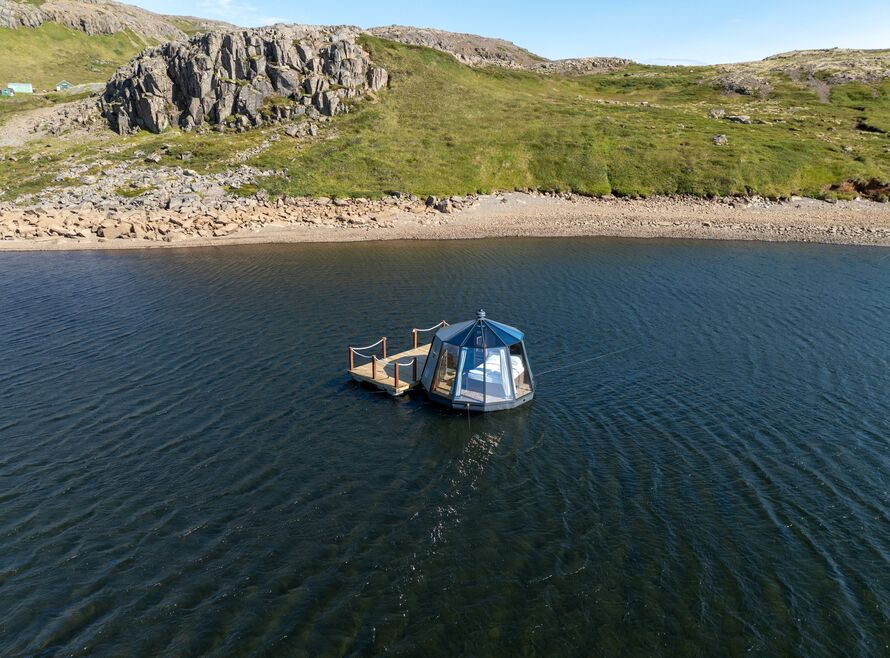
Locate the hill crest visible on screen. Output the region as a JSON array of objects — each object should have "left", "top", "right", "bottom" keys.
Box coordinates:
[{"left": 0, "top": 0, "right": 235, "bottom": 42}]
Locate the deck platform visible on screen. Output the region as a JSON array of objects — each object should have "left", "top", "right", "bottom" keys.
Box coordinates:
[{"left": 348, "top": 344, "right": 431, "bottom": 396}]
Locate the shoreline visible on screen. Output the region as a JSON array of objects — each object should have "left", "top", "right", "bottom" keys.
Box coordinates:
[{"left": 1, "top": 192, "right": 889, "bottom": 251}]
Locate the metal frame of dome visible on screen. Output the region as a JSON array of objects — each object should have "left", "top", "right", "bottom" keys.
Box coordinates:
[{"left": 420, "top": 309, "right": 535, "bottom": 412}]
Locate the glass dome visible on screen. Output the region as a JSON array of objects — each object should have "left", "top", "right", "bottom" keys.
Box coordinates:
[{"left": 420, "top": 310, "right": 534, "bottom": 412}]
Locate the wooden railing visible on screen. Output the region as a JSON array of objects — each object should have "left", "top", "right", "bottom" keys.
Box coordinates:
[
  {"left": 348, "top": 321, "right": 448, "bottom": 385},
  {"left": 393, "top": 357, "right": 418, "bottom": 389},
  {"left": 412, "top": 321, "right": 449, "bottom": 349},
  {"left": 348, "top": 337, "right": 387, "bottom": 379}
]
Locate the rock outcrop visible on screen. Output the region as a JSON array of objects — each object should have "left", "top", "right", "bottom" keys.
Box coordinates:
[
  {"left": 713, "top": 72, "right": 773, "bottom": 97},
  {"left": 532, "top": 57, "right": 633, "bottom": 75},
  {"left": 0, "top": 0, "right": 230, "bottom": 41},
  {"left": 101, "top": 25, "right": 388, "bottom": 134},
  {"left": 718, "top": 48, "right": 890, "bottom": 95}
]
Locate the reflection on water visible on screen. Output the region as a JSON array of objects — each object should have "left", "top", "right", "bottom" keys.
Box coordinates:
[{"left": 0, "top": 238, "right": 888, "bottom": 655}]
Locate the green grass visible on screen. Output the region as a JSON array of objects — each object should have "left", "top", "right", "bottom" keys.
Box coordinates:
[
  {"left": 165, "top": 18, "right": 207, "bottom": 37},
  {"left": 1, "top": 35, "right": 888, "bottom": 203},
  {"left": 249, "top": 37, "right": 890, "bottom": 199},
  {"left": 0, "top": 23, "right": 153, "bottom": 91},
  {"left": 115, "top": 185, "right": 156, "bottom": 198}
]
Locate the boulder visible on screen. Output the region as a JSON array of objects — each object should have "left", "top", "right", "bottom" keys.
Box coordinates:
[
  {"left": 236, "top": 84, "right": 266, "bottom": 120},
  {"left": 284, "top": 121, "right": 314, "bottom": 138},
  {"left": 321, "top": 90, "right": 341, "bottom": 116},
  {"left": 712, "top": 134, "right": 729, "bottom": 146},
  {"left": 268, "top": 67, "right": 301, "bottom": 94},
  {"left": 368, "top": 67, "right": 389, "bottom": 91},
  {"left": 714, "top": 72, "right": 772, "bottom": 98},
  {"left": 726, "top": 115, "right": 752, "bottom": 124},
  {"left": 98, "top": 224, "right": 130, "bottom": 239}
]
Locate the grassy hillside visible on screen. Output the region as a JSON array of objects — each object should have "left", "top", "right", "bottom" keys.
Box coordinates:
[
  {"left": 0, "top": 23, "right": 152, "bottom": 90},
  {"left": 0, "top": 36, "right": 888, "bottom": 202},
  {"left": 252, "top": 37, "right": 890, "bottom": 199}
]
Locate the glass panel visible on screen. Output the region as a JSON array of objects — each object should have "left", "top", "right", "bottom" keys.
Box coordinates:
[
  {"left": 432, "top": 344, "right": 459, "bottom": 397},
  {"left": 484, "top": 348, "right": 514, "bottom": 403},
  {"left": 510, "top": 344, "right": 532, "bottom": 397},
  {"left": 454, "top": 347, "right": 486, "bottom": 404},
  {"left": 456, "top": 347, "right": 515, "bottom": 404}
]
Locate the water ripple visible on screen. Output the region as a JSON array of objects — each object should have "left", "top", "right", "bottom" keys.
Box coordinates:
[{"left": 0, "top": 239, "right": 888, "bottom": 655}]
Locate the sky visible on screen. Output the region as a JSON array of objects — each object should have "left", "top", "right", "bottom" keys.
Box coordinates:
[{"left": 132, "top": 0, "right": 890, "bottom": 64}]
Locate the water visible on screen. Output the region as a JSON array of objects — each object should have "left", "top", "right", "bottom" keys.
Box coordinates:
[{"left": 1, "top": 238, "right": 888, "bottom": 656}]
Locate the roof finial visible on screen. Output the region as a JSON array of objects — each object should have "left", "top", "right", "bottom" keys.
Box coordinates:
[{"left": 476, "top": 308, "right": 486, "bottom": 319}]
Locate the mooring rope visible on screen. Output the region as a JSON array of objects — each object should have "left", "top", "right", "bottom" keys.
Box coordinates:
[{"left": 535, "top": 346, "right": 635, "bottom": 377}]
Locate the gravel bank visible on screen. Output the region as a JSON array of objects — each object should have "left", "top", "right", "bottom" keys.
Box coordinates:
[{"left": 1, "top": 192, "right": 889, "bottom": 251}]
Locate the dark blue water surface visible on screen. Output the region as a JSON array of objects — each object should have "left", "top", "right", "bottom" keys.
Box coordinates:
[{"left": 1, "top": 238, "right": 889, "bottom": 656}]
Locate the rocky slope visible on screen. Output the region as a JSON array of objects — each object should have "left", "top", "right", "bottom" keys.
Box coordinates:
[
  {"left": 761, "top": 48, "right": 890, "bottom": 84},
  {"left": 102, "top": 25, "right": 388, "bottom": 134},
  {"left": 366, "top": 25, "right": 545, "bottom": 69},
  {"left": 533, "top": 57, "right": 633, "bottom": 75},
  {"left": 367, "top": 25, "right": 632, "bottom": 73},
  {"left": 715, "top": 48, "right": 890, "bottom": 100},
  {"left": 0, "top": 0, "right": 234, "bottom": 41}
]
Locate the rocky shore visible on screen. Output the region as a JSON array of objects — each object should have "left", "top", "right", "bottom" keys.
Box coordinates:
[{"left": 1, "top": 192, "right": 888, "bottom": 251}]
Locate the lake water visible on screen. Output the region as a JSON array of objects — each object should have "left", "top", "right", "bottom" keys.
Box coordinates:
[{"left": 1, "top": 238, "right": 889, "bottom": 656}]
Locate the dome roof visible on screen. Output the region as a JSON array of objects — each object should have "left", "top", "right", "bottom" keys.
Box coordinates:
[{"left": 434, "top": 309, "right": 524, "bottom": 348}]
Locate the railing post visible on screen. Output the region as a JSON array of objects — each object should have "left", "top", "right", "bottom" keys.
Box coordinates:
[
  {"left": 412, "top": 358, "right": 417, "bottom": 381},
  {"left": 348, "top": 347, "right": 354, "bottom": 370},
  {"left": 394, "top": 363, "right": 400, "bottom": 389},
  {"left": 413, "top": 329, "right": 418, "bottom": 349},
  {"left": 382, "top": 337, "right": 387, "bottom": 359},
  {"left": 372, "top": 355, "right": 377, "bottom": 379}
]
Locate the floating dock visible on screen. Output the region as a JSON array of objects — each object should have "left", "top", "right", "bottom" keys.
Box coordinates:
[{"left": 347, "top": 322, "right": 447, "bottom": 396}]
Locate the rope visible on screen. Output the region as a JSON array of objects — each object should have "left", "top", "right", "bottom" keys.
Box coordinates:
[
  {"left": 394, "top": 359, "right": 417, "bottom": 367},
  {"left": 350, "top": 338, "right": 385, "bottom": 352},
  {"left": 535, "top": 346, "right": 635, "bottom": 377},
  {"left": 414, "top": 321, "right": 447, "bottom": 333},
  {"left": 350, "top": 350, "right": 379, "bottom": 360}
]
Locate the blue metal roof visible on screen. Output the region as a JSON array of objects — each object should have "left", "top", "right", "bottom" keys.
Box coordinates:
[{"left": 434, "top": 309, "right": 524, "bottom": 348}]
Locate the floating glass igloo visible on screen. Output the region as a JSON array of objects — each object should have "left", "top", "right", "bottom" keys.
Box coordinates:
[{"left": 420, "top": 309, "right": 534, "bottom": 412}]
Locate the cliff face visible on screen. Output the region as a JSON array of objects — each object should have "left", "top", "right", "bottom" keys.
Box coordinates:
[{"left": 101, "top": 26, "right": 388, "bottom": 134}]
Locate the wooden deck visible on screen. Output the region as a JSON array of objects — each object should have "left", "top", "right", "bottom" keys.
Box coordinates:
[{"left": 348, "top": 344, "right": 431, "bottom": 396}]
